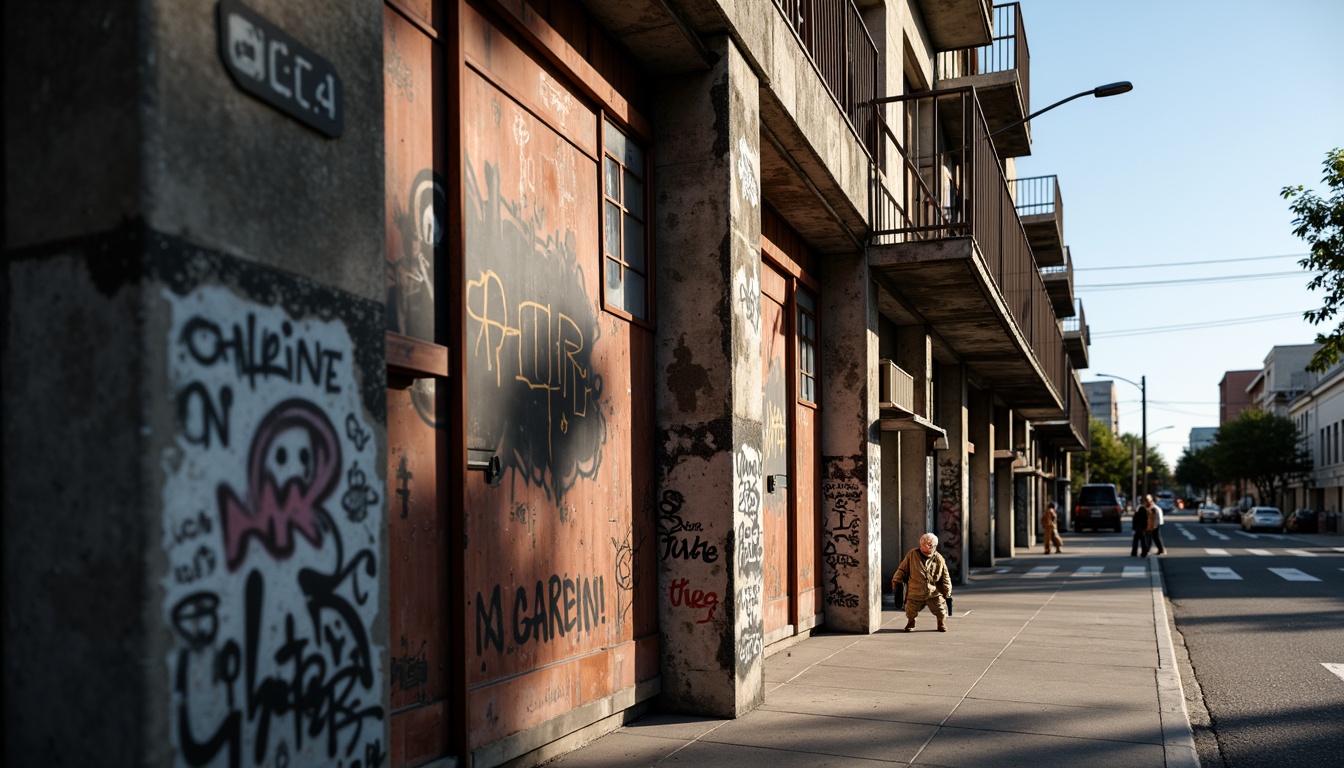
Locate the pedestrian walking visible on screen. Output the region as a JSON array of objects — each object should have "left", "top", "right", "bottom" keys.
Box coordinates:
[
  {"left": 1149, "top": 497, "right": 1167, "bottom": 555},
  {"left": 890, "top": 533, "right": 953, "bottom": 632},
  {"left": 1131, "top": 495, "right": 1154, "bottom": 557},
  {"left": 1042, "top": 501, "right": 1063, "bottom": 554}
]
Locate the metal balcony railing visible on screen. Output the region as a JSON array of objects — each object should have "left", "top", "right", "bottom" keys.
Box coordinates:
[
  {"left": 1040, "top": 244, "right": 1071, "bottom": 278},
  {"left": 868, "top": 86, "right": 1066, "bottom": 404},
  {"left": 1062, "top": 299, "right": 1088, "bottom": 346},
  {"left": 771, "top": 0, "right": 880, "bottom": 158},
  {"left": 934, "top": 3, "right": 1030, "bottom": 111},
  {"left": 1011, "top": 174, "right": 1061, "bottom": 221}
]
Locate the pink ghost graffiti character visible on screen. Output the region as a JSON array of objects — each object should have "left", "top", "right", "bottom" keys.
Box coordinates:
[{"left": 217, "top": 399, "right": 342, "bottom": 571}]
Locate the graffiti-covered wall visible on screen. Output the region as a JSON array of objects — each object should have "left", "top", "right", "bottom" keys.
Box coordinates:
[{"left": 161, "top": 283, "right": 385, "bottom": 768}]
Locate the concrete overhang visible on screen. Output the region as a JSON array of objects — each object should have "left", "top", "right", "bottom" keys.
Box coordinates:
[
  {"left": 936, "top": 70, "right": 1030, "bottom": 158},
  {"left": 1032, "top": 419, "right": 1087, "bottom": 452},
  {"left": 1021, "top": 210, "right": 1064, "bottom": 267},
  {"left": 870, "top": 236, "right": 1063, "bottom": 416},
  {"left": 914, "top": 0, "right": 993, "bottom": 51},
  {"left": 580, "top": 0, "right": 716, "bottom": 75}
]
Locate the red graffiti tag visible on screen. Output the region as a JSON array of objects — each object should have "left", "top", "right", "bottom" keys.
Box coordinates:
[
  {"left": 669, "top": 577, "right": 719, "bottom": 625},
  {"left": 217, "top": 399, "right": 341, "bottom": 570}
]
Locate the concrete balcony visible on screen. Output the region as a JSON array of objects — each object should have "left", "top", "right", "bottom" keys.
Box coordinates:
[
  {"left": 1062, "top": 299, "right": 1089, "bottom": 370},
  {"left": 869, "top": 88, "right": 1064, "bottom": 419},
  {"left": 914, "top": 0, "right": 993, "bottom": 51},
  {"left": 1011, "top": 174, "right": 1064, "bottom": 267},
  {"left": 934, "top": 3, "right": 1031, "bottom": 159},
  {"left": 1041, "top": 245, "right": 1074, "bottom": 318}
]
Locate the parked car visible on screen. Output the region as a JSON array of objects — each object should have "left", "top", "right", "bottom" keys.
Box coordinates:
[
  {"left": 1073, "top": 483, "right": 1125, "bottom": 532},
  {"left": 1197, "top": 504, "right": 1221, "bottom": 524},
  {"left": 1155, "top": 491, "right": 1176, "bottom": 513},
  {"left": 1241, "top": 506, "right": 1284, "bottom": 533},
  {"left": 1286, "top": 508, "right": 1318, "bottom": 533},
  {"left": 1220, "top": 506, "right": 1241, "bottom": 523}
]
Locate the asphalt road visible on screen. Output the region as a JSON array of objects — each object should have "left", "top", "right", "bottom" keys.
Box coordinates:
[{"left": 1156, "top": 512, "right": 1344, "bottom": 768}]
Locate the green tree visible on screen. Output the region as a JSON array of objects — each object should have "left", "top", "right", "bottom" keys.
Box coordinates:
[
  {"left": 1209, "top": 409, "right": 1311, "bottom": 505},
  {"left": 1175, "top": 445, "right": 1217, "bottom": 501},
  {"left": 1084, "top": 419, "right": 1131, "bottom": 489},
  {"left": 1118, "top": 432, "right": 1171, "bottom": 494},
  {"left": 1284, "top": 148, "right": 1344, "bottom": 372}
]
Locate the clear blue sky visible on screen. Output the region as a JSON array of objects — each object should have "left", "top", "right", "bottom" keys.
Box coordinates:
[{"left": 1013, "top": 0, "right": 1344, "bottom": 467}]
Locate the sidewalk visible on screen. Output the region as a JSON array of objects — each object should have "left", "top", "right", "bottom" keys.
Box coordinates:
[{"left": 542, "top": 535, "right": 1199, "bottom": 767}]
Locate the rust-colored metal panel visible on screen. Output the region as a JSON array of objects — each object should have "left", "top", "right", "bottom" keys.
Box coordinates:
[
  {"left": 795, "top": 403, "right": 821, "bottom": 622},
  {"left": 458, "top": 2, "right": 654, "bottom": 749},
  {"left": 385, "top": 5, "right": 446, "bottom": 342},
  {"left": 387, "top": 383, "right": 453, "bottom": 766},
  {"left": 388, "top": 0, "right": 446, "bottom": 35},
  {"left": 761, "top": 262, "right": 791, "bottom": 638}
]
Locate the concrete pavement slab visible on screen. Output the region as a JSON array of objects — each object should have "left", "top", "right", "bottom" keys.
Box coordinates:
[
  {"left": 761, "top": 683, "right": 962, "bottom": 725},
  {"left": 941, "top": 698, "right": 1163, "bottom": 744},
  {"left": 700, "top": 709, "right": 936, "bottom": 762},
  {"left": 914, "top": 725, "right": 1167, "bottom": 768}
]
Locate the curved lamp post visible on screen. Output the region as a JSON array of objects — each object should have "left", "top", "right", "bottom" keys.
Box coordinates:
[
  {"left": 988, "top": 81, "right": 1134, "bottom": 138},
  {"left": 1097, "top": 372, "right": 1147, "bottom": 497}
]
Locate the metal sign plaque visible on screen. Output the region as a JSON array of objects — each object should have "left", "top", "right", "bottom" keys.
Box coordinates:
[{"left": 217, "top": 0, "right": 344, "bottom": 137}]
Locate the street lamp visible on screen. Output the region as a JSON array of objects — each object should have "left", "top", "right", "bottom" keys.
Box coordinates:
[
  {"left": 1141, "top": 425, "right": 1175, "bottom": 503},
  {"left": 988, "top": 81, "right": 1134, "bottom": 138},
  {"left": 1097, "top": 373, "right": 1147, "bottom": 496}
]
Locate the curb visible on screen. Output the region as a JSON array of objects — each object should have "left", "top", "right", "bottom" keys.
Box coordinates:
[{"left": 1148, "top": 555, "right": 1200, "bottom": 767}]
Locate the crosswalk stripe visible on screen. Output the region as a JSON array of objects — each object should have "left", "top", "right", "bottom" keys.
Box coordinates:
[
  {"left": 1269, "top": 568, "right": 1320, "bottom": 582},
  {"left": 1234, "top": 531, "right": 1260, "bottom": 539},
  {"left": 1209, "top": 530, "right": 1230, "bottom": 540},
  {"left": 1333, "top": 548, "right": 1344, "bottom": 554},
  {"left": 1247, "top": 549, "right": 1272, "bottom": 556},
  {"left": 1205, "top": 548, "right": 1230, "bottom": 556},
  {"left": 1025, "top": 566, "right": 1057, "bottom": 578},
  {"left": 1323, "top": 663, "right": 1344, "bottom": 683},
  {"left": 1203, "top": 566, "right": 1241, "bottom": 580},
  {"left": 1072, "top": 566, "right": 1104, "bottom": 577},
  {"left": 1286, "top": 549, "right": 1318, "bottom": 557},
  {"left": 1122, "top": 566, "right": 1147, "bottom": 578}
]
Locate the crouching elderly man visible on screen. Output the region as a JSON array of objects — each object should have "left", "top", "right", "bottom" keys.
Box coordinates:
[{"left": 890, "top": 533, "right": 953, "bottom": 632}]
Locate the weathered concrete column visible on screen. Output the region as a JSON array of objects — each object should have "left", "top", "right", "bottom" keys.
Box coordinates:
[
  {"left": 1015, "top": 420, "right": 1036, "bottom": 548},
  {"left": 896, "top": 325, "right": 933, "bottom": 554},
  {"left": 935, "top": 363, "right": 970, "bottom": 584},
  {"left": 968, "top": 386, "right": 995, "bottom": 567},
  {"left": 4, "top": 1, "right": 388, "bottom": 765},
  {"left": 994, "top": 407, "right": 1016, "bottom": 558},
  {"left": 820, "top": 260, "right": 881, "bottom": 632},
  {"left": 878, "top": 319, "right": 902, "bottom": 600},
  {"left": 652, "top": 36, "right": 764, "bottom": 717}
]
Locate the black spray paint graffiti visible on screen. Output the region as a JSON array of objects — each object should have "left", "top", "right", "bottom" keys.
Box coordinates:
[
  {"left": 386, "top": 168, "right": 442, "bottom": 341},
  {"left": 463, "top": 153, "right": 606, "bottom": 502},
  {"left": 342, "top": 464, "right": 379, "bottom": 523},
  {"left": 735, "top": 445, "right": 764, "bottom": 668},
  {"left": 657, "top": 489, "right": 719, "bottom": 563},
  {"left": 822, "top": 477, "right": 863, "bottom": 609},
  {"left": 612, "top": 529, "right": 642, "bottom": 629},
  {"left": 474, "top": 573, "right": 607, "bottom": 655},
  {"left": 395, "top": 454, "right": 413, "bottom": 520},
  {"left": 937, "top": 457, "right": 964, "bottom": 574},
  {"left": 391, "top": 637, "right": 430, "bottom": 695},
  {"left": 170, "top": 521, "right": 384, "bottom": 768}
]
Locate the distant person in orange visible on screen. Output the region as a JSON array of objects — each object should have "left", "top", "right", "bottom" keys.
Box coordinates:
[{"left": 1042, "top": 501, "right": 1063, "bottom": 554}]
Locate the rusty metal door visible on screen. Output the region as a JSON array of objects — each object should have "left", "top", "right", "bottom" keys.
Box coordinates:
[
  {"left": 761, "top": 264, "right": 791, "bottom": 639},
  {"left": 384, "top": 2, "right": 457, "bottom": 765},
  {"left": 793, "top": 286, "right": 821, "bottom": 627}
]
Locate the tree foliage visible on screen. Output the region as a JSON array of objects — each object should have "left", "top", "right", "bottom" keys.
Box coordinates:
[
  {"left": 1081, "top": 419, "right": 1169, "bottom": 501},
  {"left": 1175, "top": 446, "right": 1217, "bottom": 500},
  {"left": 1284, "top": 148, "right": 1344, "bottom": 372},
  {"left": 1208, "top": 409, "right": 1311, "bottom": 503}
]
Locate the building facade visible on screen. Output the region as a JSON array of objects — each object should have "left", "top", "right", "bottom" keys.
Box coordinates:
[
  {"left": 1084, "top": 380, "right": 1118, "bottom": 434},
  {"left": 4, "top": 1, "right": 1092, "bottom": 766}
]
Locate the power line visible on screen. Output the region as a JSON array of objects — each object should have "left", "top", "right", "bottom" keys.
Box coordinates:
[
  {"left": 1092, "top": 311, "right": 1307, "bottom": 339},
  {"left": 1078, "top": 270, "right": 1305, "bottom": 291},
  {"left": 1076, "top": 252, "right": 1307, "bottom": 272}
]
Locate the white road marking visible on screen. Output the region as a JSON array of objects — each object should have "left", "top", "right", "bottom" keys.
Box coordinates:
[
  {"left": 1247, "top": 549, "right": 1273, "bottom": 556},
  {"left": 1333, "top": 548, "right": 1344, "bottom": 554},
  {"left": 1178, "top": 527, "right": 1196, "bottom": 540},
  {"left": 1072, "top": 566, "right": 1104, "bottom": 577},
  {"left": 1206, "top": 548, "right": 1230, "bottom": 556},
  {"left": 1323, "top": 663, "right": 1344, "bottom": 682},
  {"left": 1203, "top": 567, "right": 1241, "bottom": 580},
  {"left": 972, "top": 567, "right": 1012, "bottom": 575},
  {"left": 1209, "top": 530, "right": 1230, "bottom": 541},
  {"left": 1233, "top": 531, "right": 1260, "bottom": 539},
  {"left": 1287, "top": 549, "right": 1318, "bottom": 557},
  {"left": 1025, "top": 566, "right": 1057, "bottom": 578},
  {"left": 1122, "top": 566, "right": 1147, "bottom": 578},
  {"left": 1269, "top": 568, "right": 1320, "bottom": 582}
]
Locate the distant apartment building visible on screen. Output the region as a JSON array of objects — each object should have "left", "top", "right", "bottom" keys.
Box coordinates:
[
  {"left": 1084, "top": 380, "right": 1119, "bottom": 433},
  {"left": 1189, "top": 427, "right": 1217, "bottom": 451},
  {"left": 1220, "top": 370, "right": 1259, "bottom": 424},
  {"left": 1247, "top": 344, "right": 1321, "bottom": 417}
]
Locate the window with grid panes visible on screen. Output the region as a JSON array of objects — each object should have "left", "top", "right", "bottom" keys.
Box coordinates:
[
  {"left": 797, "top": 288, "right": 817, "bottom": 403},
  {"left": 602, "top": 119, "right": 649, "bottom": 320}
]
